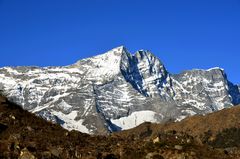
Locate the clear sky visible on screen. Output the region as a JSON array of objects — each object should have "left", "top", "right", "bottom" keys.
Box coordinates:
[{"left": 0, "top": 0, "right": 239, "bottom": 83}]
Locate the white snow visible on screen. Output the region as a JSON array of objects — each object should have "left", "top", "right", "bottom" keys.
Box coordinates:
[
  {"left": 175, "top": 115, "right": 187, "bottom": 122},
  {"left": 172, "top": 78, "right": 189, "bottom": 94},
  {"left": 183, "top": 109, "right": 197, "bottom": 116},
  {"left": 207, "top": 67, "right": 224, "bottom": 71},
  {"left": 57, "top": 100, "right": 72, "bottom": 112},
  {"left": 73, "top": 46, "right": 124, "bottom": 81},
  {"left": 4, "top": 67, "right": 22, "bottom": 75},
  {"left": 31, "top": 92, "right": 70, "bottom": 113},
  {"left": 111, "top": 110, "right": 160, "bottom": 130},
  {"left": 52, "top": 110, "right": 90, "bottom": 134},
  {"left": 0, "top": 74, "right": 17, "bottom": 87},
  {"left": 82, "top": 99, "right": 93, "bottom": 116},
  {"left": 182, "top": 99, "right": 206, "bottom": 110},
  {"left": 190, "top": 67, "right": 224, "bottom": 72}
]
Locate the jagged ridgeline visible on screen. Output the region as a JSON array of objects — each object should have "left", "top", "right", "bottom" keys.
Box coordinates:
[{"left": 0, "top": 46, "right": 239, "bottom": 134}]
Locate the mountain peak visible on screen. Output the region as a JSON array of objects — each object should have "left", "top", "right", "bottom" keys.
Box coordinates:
[
  {"left": 72, "top": 46, "right": 127, "bottom": 66},
  {"left": 115, "top": 45, "right": 126, "bottom": 51},
  {"left": 109, "top": 45, "right": 127, "bottom": 55}
]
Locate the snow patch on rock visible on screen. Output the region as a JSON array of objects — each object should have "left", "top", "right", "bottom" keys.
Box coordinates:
[
  {"left": 52, "top": 110, "right": 90, "bottom": 134},
  {"left": 111, "top": 110, "right": 161, "bottom": 130}
]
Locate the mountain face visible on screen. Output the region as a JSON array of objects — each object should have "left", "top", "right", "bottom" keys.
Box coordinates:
[{"left": 0, "top": 46, "right": 239, "bottom": 134}]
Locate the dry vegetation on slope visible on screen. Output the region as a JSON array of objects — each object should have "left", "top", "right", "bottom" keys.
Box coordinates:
[
  {"left": 118, "top": 105, "right": 240, "bottom": 141},
  {"left": 1, "top": 95, "right": 240, "bottom": 159}
]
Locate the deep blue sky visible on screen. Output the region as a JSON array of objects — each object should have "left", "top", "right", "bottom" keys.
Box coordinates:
[{"left": 0, "top": 0, "right": 239, "bottom": 83}]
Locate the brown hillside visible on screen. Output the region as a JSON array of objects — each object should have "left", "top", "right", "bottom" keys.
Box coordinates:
[
  {"left": 1, "top": 95, "right": 240, "bottom": 158},
  {"left": 118, "top": 106, "right": 240, "bottom": 142}
]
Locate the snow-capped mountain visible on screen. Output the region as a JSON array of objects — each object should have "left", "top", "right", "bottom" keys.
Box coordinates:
[{"left": 0, "top": 46, "right": 239, "bottom": 134}]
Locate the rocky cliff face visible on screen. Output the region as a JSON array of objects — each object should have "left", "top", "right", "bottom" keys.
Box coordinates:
[{"left": 0, "top": 46, "right": 239, "bottom": 134}]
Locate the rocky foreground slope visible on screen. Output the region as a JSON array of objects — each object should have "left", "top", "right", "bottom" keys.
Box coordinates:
[
  {"left": 1, "top": 95, "right": 240, "bottom": 159},
  {"left": 0, "top": 46, "right": 239, "bottom": 134}
]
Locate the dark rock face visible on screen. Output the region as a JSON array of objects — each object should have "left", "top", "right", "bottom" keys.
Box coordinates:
[
  {"left": 228, "top": 82, "right": 240, "bottom": 105},
  {"left": 0, "top": 46, "right": 239, "bottom": 134},
  {"left": 120, "top": 50, "right": 168, "bottom": 97}
]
